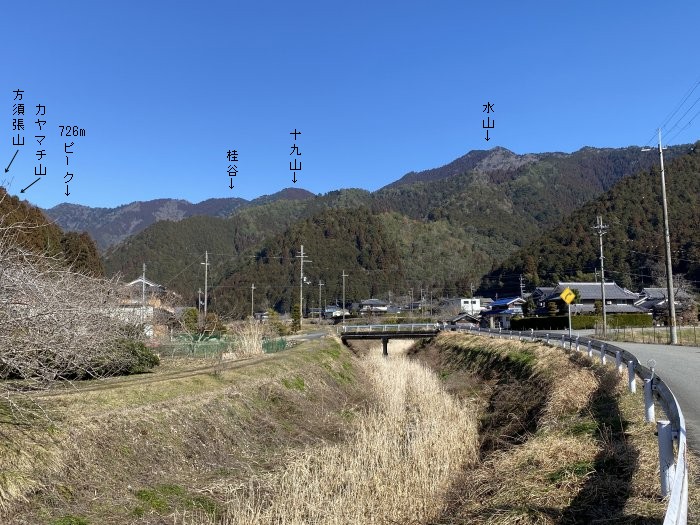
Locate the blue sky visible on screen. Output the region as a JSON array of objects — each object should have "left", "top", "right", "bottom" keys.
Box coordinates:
[{"left": 2, "top": 1, "right": 699, "bottom": 209}]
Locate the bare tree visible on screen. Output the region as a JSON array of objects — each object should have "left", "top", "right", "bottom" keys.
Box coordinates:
[{"left": 0, "top": 204, "right": 144, "bottom": 417}]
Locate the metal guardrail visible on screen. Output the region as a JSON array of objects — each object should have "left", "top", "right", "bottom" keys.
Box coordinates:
[{"left": 459, "top": 325, "right": 688, "bottom": 525}]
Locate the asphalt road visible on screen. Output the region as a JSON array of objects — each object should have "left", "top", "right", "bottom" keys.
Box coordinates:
[{"left": 608, "top": 340, "right": 700, "bottom": 451}]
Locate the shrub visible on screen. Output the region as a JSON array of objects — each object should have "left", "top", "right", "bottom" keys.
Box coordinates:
[{"left": 120, "top": 340, "right": 160, "bottom": 374}]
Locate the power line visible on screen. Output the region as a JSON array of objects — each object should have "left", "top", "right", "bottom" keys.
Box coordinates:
[
  {"left": 645, "top": 78, "right": 700, "bottom": 147},
  {"left": 662, "top": 94, "right": 700, "bottom": 141},
  {"left": 660, "top": 80, "right": 700, "bottom": 132},
  {"left": 666, "top": 106, "right": 700, "bottom": 145}
]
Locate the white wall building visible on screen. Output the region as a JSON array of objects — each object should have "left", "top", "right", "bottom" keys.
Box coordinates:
[{"left": 453, "top": 297, "right": 482, "bottom": 315}]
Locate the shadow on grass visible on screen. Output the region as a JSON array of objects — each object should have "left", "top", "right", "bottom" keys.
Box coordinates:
[{"left": 559, "top": 355, "right": 659, "bottom": 525}]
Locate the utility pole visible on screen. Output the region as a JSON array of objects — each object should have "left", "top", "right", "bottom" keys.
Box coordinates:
[
  {"left": 642, "top": 130, "right": 678, "bottom": 344},
  {"left": 409, "top": 289, "right": 413, "bottom": 315},
  {"left": 318, "top": 280, "right": 324, "bottom": 322},
  {"left": 519, "top": 274, "right": 524, "bottom": 298},
  {"left": 593, "top": 216, "right": 608, "bottom": 337},
  {"left": 342, "top": 270, "right": 348, "bottom": 325},
  {"left": 201, "top": 251, "right": 209, "bottom": 329},
  {"left": 141, "top": 263, "right": 146, "bottom": 324},
  {"left": 658, "top": 130, "right": 678, "bottom": 344},
  {"left": 251, "top": 283, "right": 255, "bottom": 319},
  {"left": 296, "top": 245, "right": 311, "bottom": 327},
  {"left": 198, "top": 288, "right": 202, "bottom": 318}
]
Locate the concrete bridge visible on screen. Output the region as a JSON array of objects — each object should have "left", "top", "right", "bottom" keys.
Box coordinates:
[{"left": 338, "top": 323, "right": 440, "bottom": 355}]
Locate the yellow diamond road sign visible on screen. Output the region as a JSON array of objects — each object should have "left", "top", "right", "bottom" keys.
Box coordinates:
[{"left": 560, "top": 287, "right": 575, "bottom": 305}]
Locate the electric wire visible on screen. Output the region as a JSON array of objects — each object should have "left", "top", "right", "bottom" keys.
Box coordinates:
[
  {"left": 644, "top": 77, "right": 700, "bottom": 147},
  {"left": 666, "top": 106, "right": 700, "bottom": 145}
]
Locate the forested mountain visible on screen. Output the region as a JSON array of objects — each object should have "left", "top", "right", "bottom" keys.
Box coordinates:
[
  {"left": 482, "top": 143, "right": 700, "bottom": 295},
  {"left": 373, "top": 146, "right": 686, "bottom": 242},
  {"left": 380, "top": 212, "right": 499, "bottom": 298},
  {"left": 210, "top": 208, "right": 405, "bottom": 317},
  {"left": 99, "top": 143, "right": 693, "bottom": 314},
  {"left": 103, "top": 189, "right": 373, "bottom": 297},
  {"left": 382, "top": 146, "right": 546, "bottom": 189},
  {"left": 44, "top": 188, "right": 315, "bottom": 250},
  {"left": 0, "top": 188, "right": 103, "bottom": 275}
]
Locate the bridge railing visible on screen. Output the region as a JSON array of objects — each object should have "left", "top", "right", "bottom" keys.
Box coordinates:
[
  {"left": 338, "top": 323, "right": 439, "bottom": 335},
  {"left": 460, "top": 325, "right": 688, "bottom": 525}
]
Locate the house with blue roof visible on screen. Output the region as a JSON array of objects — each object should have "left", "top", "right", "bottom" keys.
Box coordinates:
[{"left": 481, "top": 296, "right": 525, "bottom": 329}]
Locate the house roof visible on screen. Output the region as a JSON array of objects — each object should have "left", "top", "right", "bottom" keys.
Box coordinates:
[
  {"left": 126, "top": 276, "right": 164, "bottom": 289},
  {"left": 449, "top": 312, "right": 480, "bottom": 324},
  {"left": 533, "top": 287, "right": 555, "bottom": 297},
  {"left": 483, "top": 308, "right": 522, "bottom": 316},
  {"left": 569, "top": 304, "right": 651, "bottom": 314},
  {"left": 640, "top": 287, "right": 691, "bottom": 300},
  {"left": 360, "top": 298, "right": 389, "bottom": 306},
  {"left": 548, "top": 282, "right": 638, "bottom": 302},
  {"left": 641, "top": 287, "right": 668, "bottom": 300},
  {"left": 490, "top": 297, "right": 525, "bottom": 307},
  {"left": 635, "top": 298, "right": 663, "bottom": 311}
]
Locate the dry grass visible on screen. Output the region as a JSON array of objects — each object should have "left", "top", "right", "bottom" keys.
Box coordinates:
[
  {"left": 228, "top": 319, "right": 269, "bottom": 358},
  {"left": 179, "top": 346, "right": 479, "bottom": 525},
  {"left": 5, "top": 331, "right": 696, "bottom": 524},
  {"left": 1, "top": 338, "right": 369, "bottom": 524},
  {"left": 418, "top": 332, "right": 683, "bottom": 524}
]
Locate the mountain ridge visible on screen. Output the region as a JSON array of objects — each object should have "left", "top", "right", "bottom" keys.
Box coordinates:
[
  {"left": 101, "top": 143, "right": 695, "bottom": 306},
  {"left": 43, "top": 188, "right": 315, "bottom": 250}
]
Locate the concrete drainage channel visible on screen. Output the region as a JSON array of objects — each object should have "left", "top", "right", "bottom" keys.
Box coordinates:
[{"left": 462, "top": 325, "right": 688, "bottom": 525}]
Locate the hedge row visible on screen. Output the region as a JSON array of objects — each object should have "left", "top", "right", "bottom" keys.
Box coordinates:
[{"left": 510, "top": 313, "right": 652, "bottom": 331}]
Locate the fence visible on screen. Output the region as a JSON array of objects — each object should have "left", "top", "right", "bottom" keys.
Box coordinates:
[
  {"left": 154, "top": 335, "right": 288, "bottom": 358},
  {"left": 460, "top": 325, "right": 688, "bottom": 525},
  {"left": 600, "top": 324, "right": 700, "bottom": 347},
  {"left": 262, "top": 337, "right": 287, "bottom": 354}
]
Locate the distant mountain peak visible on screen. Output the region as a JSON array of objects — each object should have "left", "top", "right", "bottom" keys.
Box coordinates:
[
  {"left": 247, "top": 187, "right": 315, "bottom": 206},
  {"left": 382, "top": 146, "right": 540, "bottom": 189},
  {"left": 474, "top": 147, "right": 539, "bottom": 173}
]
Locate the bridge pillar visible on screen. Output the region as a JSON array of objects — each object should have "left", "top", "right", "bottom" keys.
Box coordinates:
[{"left": 382, "top": 337, "right": 389, "bottom": 357}]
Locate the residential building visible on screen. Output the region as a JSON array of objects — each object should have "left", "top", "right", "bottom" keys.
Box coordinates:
[
  {"left": 359, "top": 298, "right": 389, "bottom": 314},
  {"left": 450, "top": 297, "right": 483, "bottom": 315},
  {"left": 481, "top": 296, "right": 525, "bottom": 329},
  {"left": 635, "top": 287, "right": 695, "bottom": 321},
  {"left": 534, "top": 281, "right": 645, "bottom": 315}
]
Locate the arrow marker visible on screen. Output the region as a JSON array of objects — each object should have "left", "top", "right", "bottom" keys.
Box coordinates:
[
  {"left": 292, "top": 172, "right": 298, "bottom": 184},
  {"left": 65, "top": 184, "right": 70, "bottom": 196},
  {"left": 485, "top": 129, "right": 490, "bottom": 142},
  {"left": 5, "top": 149, "right": 19, "bottom": 173},
  {"left": 20, "top": 177, "right": 41, "bottom": 194},
  {"left": 229, "top": 178, "right": 234, "bottom": 189}
]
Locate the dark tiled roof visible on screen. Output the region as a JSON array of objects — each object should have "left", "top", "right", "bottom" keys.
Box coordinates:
[
  {"left": 450, "top": 312, "right": 480, "bottom": 323},
  {"left": 533, "top": 287, "right": 555, "bottom": 297},
  {"left": 570, "top": 304, "right": 650, "bottom": 314},
  {"left": 549, "top": 282, "right": 638, "bottom": 301},
  {"left": 360, "top": 298, "right": 388, "bottom": 306},
  {"left": 640, "top": 287, "right": 691, "bottom": 301}
]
